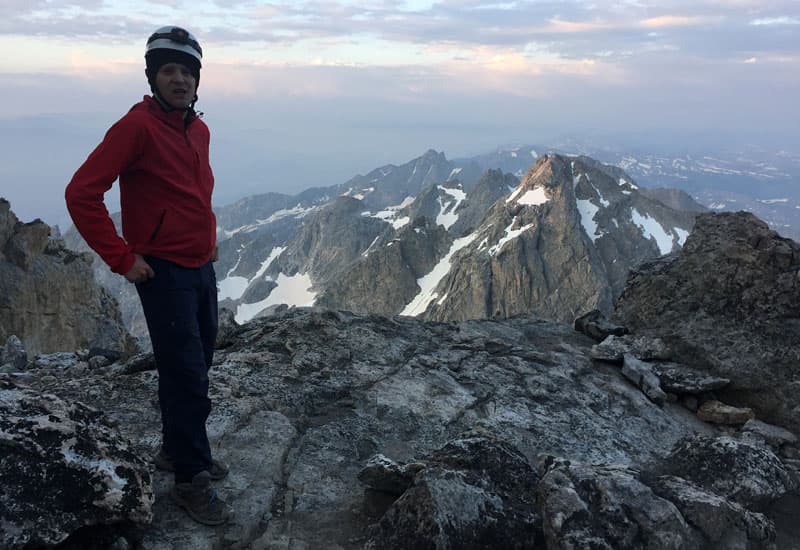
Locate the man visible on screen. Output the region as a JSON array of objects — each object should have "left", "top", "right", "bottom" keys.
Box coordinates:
[{"left": 65, "top": 26, "right": 232, "bottom": 526}]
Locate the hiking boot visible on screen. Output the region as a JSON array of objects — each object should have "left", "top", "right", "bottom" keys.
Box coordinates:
[
  {"left": 170, "top": 471, "right": 233, "bottom": 526},
  {"left": 153, "top": 448, "right": 230, "bottom": 480}
]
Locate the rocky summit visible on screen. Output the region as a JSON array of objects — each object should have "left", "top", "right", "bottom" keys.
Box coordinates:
[{"left": 2, "top": 296, "right": 799, "bottom": 549}]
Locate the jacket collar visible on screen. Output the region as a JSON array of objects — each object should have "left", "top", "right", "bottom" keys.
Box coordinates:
[{"left": 139, "top": 95, "right": 196, "bottom": 129}]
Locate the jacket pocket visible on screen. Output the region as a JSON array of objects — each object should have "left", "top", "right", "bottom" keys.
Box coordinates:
[{"left": 148, "top": 210, "right": 166, "bottom": 243}]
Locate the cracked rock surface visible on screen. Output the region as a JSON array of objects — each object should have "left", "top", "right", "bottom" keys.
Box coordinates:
[{"left": 3, "top": 308, "right": 798, "bottom": 549}]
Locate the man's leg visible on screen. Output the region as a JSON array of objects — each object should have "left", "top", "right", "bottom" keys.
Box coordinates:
[
  {"left": 136, "top": 256, "right": 212, "bottom": 483},
  {"left": 198, "top": 260, "right": 218, "bottom": 371}
]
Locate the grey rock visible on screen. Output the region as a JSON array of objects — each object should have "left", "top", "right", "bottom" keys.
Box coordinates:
[
  {"left": 653, "top": 363, "right": 730, "bottom": 395},
  {"left": 574, "top": 309, "right": 628, "bottom": 342},
  {"left": 622, "top": 354, "right": 667, "bottom": 405},
  {"left": 88, "top": 355, "right": 111, "bottom": 370},
  {"left": 119, "top": 352, "right": 155, "bottom": 374},
  {"left": 743, "top": 419, "right": 798, "bottom": 448},
  {"left": 5, "top": 309, "right": 711, "bottom": 549},
  {"left": 0, "top": 379, "right": 153, "bottom": 549},
  {"left": 216, "top": 307, "right": 239, "bottom": 349},
  {"left": 1, "top": 335, "right": 27, "bottom": 371},
  {"left": 365, "top": 433, "right": 542, "bottom": 550},
  {"left": 358, "top": 454, "right": 425, "bottom": 496},
  {"left": 3, "top": 218, "right": 50, "bottom": 270},
  {"left": 660, "top": 435, "right": 797, "bottom": 510},
  {"left": 0, "top": 202, "right": 136, "bottom": 358},
  {"left": 32, "top": 352, "right": 80, "bottom": 369},
  {"left": 682, "top": 395, "right": 700, "bottom": 412},
  {"left": 538, "top": 459, "right": 695, "bottom": 550},
  {"left": 591, "top": 334, "right": 629, "bottom": 363},
  {"left": 649, "top": 475, "right": 776, "bottom": 549},
  {"left": 592, "top": 334, "right": 670, "bottom": 364},
  {"left": 614, "top": 212, "right": 800, "bottom": 432}
]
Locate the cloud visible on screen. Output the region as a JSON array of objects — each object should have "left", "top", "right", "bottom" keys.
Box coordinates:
[
  {"left": 750, "top": 17, "right": 800, "bottom": 26},
  {"left": 639, "top": 16, "right": 714, "bottom": 28}
]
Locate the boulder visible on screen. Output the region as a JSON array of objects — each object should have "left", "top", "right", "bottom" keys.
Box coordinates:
[
  {"left": 574, "top": 309, "right": 628, "bottom": 342},
  {"left": 652, "top": 363, "right": 730, "bottom": 395},
  {"left": 1, "top": 335, "right": 27, "bottom": 371},
  {"left": 614, "top": 212, "right": 800, "bottom": 432},
  {"left": 364, "top": 433, "right": 542, "bottom": 550},
  {"left": 591, "top": 334, "right": 670, "bottom": 364},
  {"left": 697, "top": 400, "right": 755, "bottom": 425},
  {"left": 622, "top": 354, "right": 667, "bottom": 405},
  {"left": 649, "top": 475, "right": 775, "bottom": 548},
  {"left": 538, "top": 458, "right": 696, "bottom": 549},
  {"left": 742, "top": 419, "right": 798, "bottom": 448},
  {"left": 659, "top": 434, "right": 796, "bottom": 510},
  {"left": 0, "top": 378, "right": 153, "bottom": 549}
]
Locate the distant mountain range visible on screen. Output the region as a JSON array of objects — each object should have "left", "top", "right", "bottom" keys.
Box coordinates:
[
  {"left": 210, "top": 152, "right": 697, "bottom": 327},
  {"left": 63, "top": 142, "right": 797, "bottom": 343}
]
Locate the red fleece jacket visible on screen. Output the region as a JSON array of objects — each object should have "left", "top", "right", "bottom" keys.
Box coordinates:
[{"left": 66, "top": 96, "right": 216, "bottom": 275}]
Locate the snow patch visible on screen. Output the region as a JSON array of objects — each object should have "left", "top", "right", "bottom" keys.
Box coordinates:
[
  {"left": 219, "top": 246, "right": 285, "bottom": 301},
  {"left": 401, "top": 232, "right": 480, "bottom": 316},
  {"left": 436, "top": 186, "right": 467, "bottom": 230},
  {"left": 370, "top": 197, "right": 415, "bottom": 230},
  {"left": 224, "top": 206, "right": 315, "bottom": 237},
  {"left": 448, "top": 167, "right": 463, "bottom": 180},
  {"left": 235, "top": 272, "right": 316, "bottom": 324},
  {"left": 218, "top": 276, "right": 249, "bottom": 301},
  {"left": 489, "top": 220, "right": 535, "bottom": 255},
  {"left": 631, "top": 208, "right": 674, "bottom": 254},
  {"left": 362, "top": 236, "right": 381, "bottom": 257},
  {"left": 759, "top": 198, "right": 788, "bottom": 204},
  {"left": 577, "top": 199, "right": 603, "bottom": 243},
  {"left": 517, "top": 188, "right": 549, "bottom": 206},
  {"left": 674, "top": 228, "right": 690, "bottom": 246},
  {"left": 506, "top": 184, "right": 548, "bottom": 206}
]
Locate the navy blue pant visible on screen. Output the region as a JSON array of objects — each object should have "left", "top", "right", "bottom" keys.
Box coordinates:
[{"left": 136, "top": 256, "right": 217, "bottom": 483}]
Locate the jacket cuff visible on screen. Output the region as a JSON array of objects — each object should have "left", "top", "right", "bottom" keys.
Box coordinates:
[{"left": 112, "top": 252, "right": 136, "bottom": 276}]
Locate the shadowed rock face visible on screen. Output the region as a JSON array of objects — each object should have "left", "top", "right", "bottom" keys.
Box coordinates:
[
  {"left": 0, "top": 199, "right": 135, "bottom": 358},
  {"left": 614, "top": 211, "right": 800, "bottom": 432},
  {"left": 3, "top": 306, "right": 797, "bottom": 549}
]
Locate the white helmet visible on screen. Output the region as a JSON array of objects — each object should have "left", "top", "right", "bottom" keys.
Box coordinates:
[{"left": 145, "top": 26, "right": 202, "bottom": 64}]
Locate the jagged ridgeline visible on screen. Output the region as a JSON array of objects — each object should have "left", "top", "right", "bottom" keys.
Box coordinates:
[{"left": 70, "top": 151, "right": 701, "bottom": 338}]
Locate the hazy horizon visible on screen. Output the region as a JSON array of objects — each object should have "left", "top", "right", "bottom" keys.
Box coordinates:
[{"left": 1, "top": 0, "right": 798, "bottom": 227}]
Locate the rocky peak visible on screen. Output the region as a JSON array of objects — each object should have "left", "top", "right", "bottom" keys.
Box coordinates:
[
  {"left": 411, "top": 153, "right": 699, "bottom": 323},
  {"left": 0, "top": 199, "right": 135, "bottom": 358}
]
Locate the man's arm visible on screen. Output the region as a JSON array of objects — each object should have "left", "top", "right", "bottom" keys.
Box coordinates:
[{"left": 65, "top": 115, "right": 145, "bottom": 275}]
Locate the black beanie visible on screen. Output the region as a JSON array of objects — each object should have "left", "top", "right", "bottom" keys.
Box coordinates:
[{"left": 145, "top": 48, "right": 201, "bottom": 90}]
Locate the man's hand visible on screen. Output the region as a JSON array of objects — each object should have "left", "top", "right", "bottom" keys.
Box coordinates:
[
  {"left": 211, "top": 246, "right": 219, "bottom": 262},
  {"left": 124, "top": 254, "right": 155, "bottom": 284}
]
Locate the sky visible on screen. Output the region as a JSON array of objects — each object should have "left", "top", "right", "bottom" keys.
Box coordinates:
[{"left": 0, "top": 0, "right": 798, "bottom": 227}]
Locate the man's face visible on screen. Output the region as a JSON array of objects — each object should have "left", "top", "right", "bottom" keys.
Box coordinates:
[{"left": 154, "top": 62, "right": 197, "bottom": 110}]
